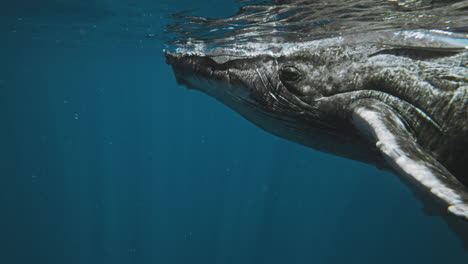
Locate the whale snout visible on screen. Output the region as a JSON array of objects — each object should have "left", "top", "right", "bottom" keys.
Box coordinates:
[
  {"left": 165, "top": 52, "right": 219, "bottom": 71},
  {"left": 165, "top": 52, "right": 232, "bottom": 89}
]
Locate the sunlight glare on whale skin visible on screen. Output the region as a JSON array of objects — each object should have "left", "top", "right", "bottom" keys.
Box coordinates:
[{"left": 170, "top": 30, "right": 467, "bottom": 61}]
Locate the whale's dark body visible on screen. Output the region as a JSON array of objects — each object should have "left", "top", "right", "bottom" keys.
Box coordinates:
[
  {"left": 165, "top": 0, "right": 468, "bottom": 243},
  {"left": 166, "top": 31, "right": 468, "bottom": 220}
]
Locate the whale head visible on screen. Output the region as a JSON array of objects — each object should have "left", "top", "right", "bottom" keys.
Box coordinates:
[
  {"left": 165, "top": 42, "right": 376, "bottom": 162},
  {"left": 166, "top": 46, "right": 352, "bottom": 129}
]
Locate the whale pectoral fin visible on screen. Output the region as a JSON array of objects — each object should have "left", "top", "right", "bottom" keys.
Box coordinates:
[{"left": 351, "top": 100, "right": 468, "bottom": 221}]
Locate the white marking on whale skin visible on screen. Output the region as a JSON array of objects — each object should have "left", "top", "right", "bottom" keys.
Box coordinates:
[
  {"left": 354, "top": 107, "right": 467, "bottom": 214},
  {"left": 353, "top": 107, "right": 399, "bottom": 147},
  {"left": 449, "top": 204, "right": 468, "bottom": 217},
  {"left": 431, "top": 187, "right": 463, "bottom": 206}
]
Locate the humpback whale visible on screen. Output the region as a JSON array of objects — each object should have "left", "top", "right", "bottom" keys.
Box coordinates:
[{"left": 166, "top": 29, "right": 468, "bottom": 222}]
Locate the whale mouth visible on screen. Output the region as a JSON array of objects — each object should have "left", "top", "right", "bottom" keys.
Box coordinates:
[
  {"left": 165, "top": 51, "right": 257, "bottom": 103},
  {"left": 165, "top": 53, "right": 226, "bottom": 85}
]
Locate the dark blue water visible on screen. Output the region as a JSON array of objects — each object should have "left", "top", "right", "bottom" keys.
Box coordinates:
[{"left": 1, "top": 1, "right": 467, "bottom": 263}]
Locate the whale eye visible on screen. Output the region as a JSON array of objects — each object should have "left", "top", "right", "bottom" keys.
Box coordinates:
[{"left": 280, "top": 66, "right": 302, "bottom": 83}]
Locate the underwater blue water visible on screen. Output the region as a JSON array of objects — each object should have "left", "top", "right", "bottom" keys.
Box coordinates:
[{"left": 1, "top": 1, "right": 467, "bottom": 263}]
